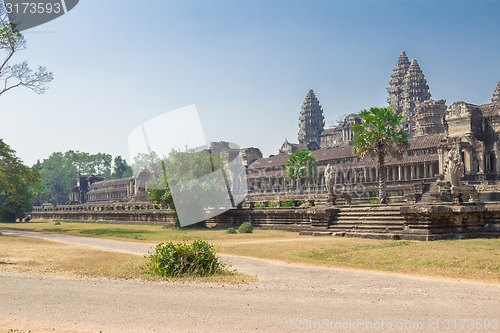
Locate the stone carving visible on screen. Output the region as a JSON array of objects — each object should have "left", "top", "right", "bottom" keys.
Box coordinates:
[
  {"left": 446, "top": 149, "right": 464, "bottom": 188},
  {"left": 324, "top": 164, "right": 334, "bottom": 193},
  {"left": 445, "top": 149, "right": 482, "bottom": 204}
]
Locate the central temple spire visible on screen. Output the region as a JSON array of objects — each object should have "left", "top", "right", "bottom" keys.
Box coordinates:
[
  {"left": 387, "top": 51, "right": 432, "bottom": 135},
  {"left": 298, "top": 89, "right": 324, "bottom": 146},
  {"left": 387, "top": 51, "right": 411, "bottom": 114}
]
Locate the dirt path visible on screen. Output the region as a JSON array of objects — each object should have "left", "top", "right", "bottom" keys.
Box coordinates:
[{"left": 0, "top": 229, "right": 499, "bottom": 332}]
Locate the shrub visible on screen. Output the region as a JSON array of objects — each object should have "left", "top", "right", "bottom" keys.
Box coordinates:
[
  {"left": 268, "top": 202, "right": 279, "bottom": 208},
  {"left": 226, "top": 227, "right": 237, "bottom": 234},
  {"left": 388, "top": 201, "right": 394, "bottom": 205},
  {"left": 144, "top": 239, "right": 227, "bottom": 277},
  {"left": 238, "top": 222, "right": 253, "bottom": 233},
  {"left": 281, "top": 200, "right": 293, "bottom": 207},
  {"left": 54, "top": 221, "right": 61, "bottom": 225},
  {"left": 254, "top": 203, "right": 263, "bottom": 208},
  {"left": 90, "top": 220, "right": 97, "bottom": 224},
  {"left": 369, "top": 200, "right": 379, "bottom": 205},
  {"left": 69, "top": 219, "right": 76, "bottom": 223}
]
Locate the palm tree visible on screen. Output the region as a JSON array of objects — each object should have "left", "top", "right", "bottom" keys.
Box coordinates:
[
  {"left": 351, "top": 107, "right": 409, "bottom": 204},
  {"left": 285, "top": 150, "right": 318, "bottom": 193}
]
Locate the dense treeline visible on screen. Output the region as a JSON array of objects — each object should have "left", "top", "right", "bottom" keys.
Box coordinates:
[
  {"left": 33, "top": 151, "right": 134, "bottom": 206},
  {"left": 0, "top": 139, "right": 40, "bottom": 221}
]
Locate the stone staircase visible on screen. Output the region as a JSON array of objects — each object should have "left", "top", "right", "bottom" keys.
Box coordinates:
[
  {"left": 327, "top": 204, "right": 406, "bottom": 239},
  {"left": 418, "top": 183, "right": 440, "bottom": 203}
]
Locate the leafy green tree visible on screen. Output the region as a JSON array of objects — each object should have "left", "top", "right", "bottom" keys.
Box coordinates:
[
  {"left": 0, "top": 4, "right": 53, "bottom": 96},
  {"left": 0, "top": 139, "right": 39, "bottom": 221},
  {"left": 112, "top": 156, "right": 133, "bottom": 179},
  {"left": 92, "top": 152, "right": 112, "bottom": 178},
  {"left": 285, "top": 150, "right": 318, "bottom": 192},
  {"left": 132, "top": 151, "right": 159, "bottom": 172},
  {"left": 352, "top": 106, "right": 409, "bottom": 204},
  {"left": 39, "top": 152, "right": 78, "bottom": 205},
  {"left": 147, "top": 148, "right": 226, "bottom": 227}
]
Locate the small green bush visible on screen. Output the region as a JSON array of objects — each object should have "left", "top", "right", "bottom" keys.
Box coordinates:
[
  {"left": 369, "top": 200, "right": 379, "bottom": 205},
  {"left": 268, "top": 202, "right": 279, "bottom": 208},
  {"left": 238, "top": 222, "right": 253, "bottom": 233},
  {"left": 226, "top": 227, "right": 237, "bottom": 234},
  {"left": 69, "top": 219, "right": 76, "bottom": 223},
  {"left": 254, "top": 203, "right": 263, "bottom": 208},
  {"left": 144, "top": 240, "right": 227, "bottom": 277},
  {"left": 281, "top": 200, "right": 293, "bottom": 207},
  {"left": 90, "top": 220, "right": 97, "bottom": 224},
  {"left": 54, "top": 221, "right": 61, "bottom": 225},
  {"left": 388, "top": 201, "right": 394, "bottom": 205}
]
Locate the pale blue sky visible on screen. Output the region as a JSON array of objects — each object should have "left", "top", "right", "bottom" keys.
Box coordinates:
[{"left": 1, "top": 0, "right": 499, "bottom": 165}]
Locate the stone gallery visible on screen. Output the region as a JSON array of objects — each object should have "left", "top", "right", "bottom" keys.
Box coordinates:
[{"left": 34, "top": 51, "right": 500, "bottom": 240}]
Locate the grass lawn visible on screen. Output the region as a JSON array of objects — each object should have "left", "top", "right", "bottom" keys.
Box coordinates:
[
  {"left": 1, "top": 219, "right": 499, "bottom": 284},
  {"left": 0, "top": 235, "right": 254, "bottom": 284}
]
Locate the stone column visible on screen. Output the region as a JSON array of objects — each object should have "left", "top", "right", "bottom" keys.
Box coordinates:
[
  {"left": 463, "top": 148, "right": 472, "bottom": 174},
  {"left": 424, "top": 163, "right": 429, "bottom": 178},
  {"left": 398, "top": 165, "right": 402, "bottom": 181},
  {"left": 478, "top": 152, "right": 485, "bottom": 174},
  {"left": 496, "top": 153, "right": 500, "bottom": 175},
  {"left": 410, "top": 165, "right": 415, "bottom": 179}
]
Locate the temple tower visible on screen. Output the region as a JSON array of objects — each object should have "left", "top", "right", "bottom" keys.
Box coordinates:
[
  {"left": 401, "top": 59, "right": 431, "bottom": 119},
  {"left": 414, "top": 99, "right": 447, "bottom": 136},
  {"left": 388, "top": 52, "right": 431, "bottom": 135},
  {"left": 492, "top": 81, "right": 500, "bottom": 103},
  {"left": 387, "top": 51, "right": 411, "bottom": 114},
  {"left": 298, "top": 89, "right": 325, "bottom": 145}
]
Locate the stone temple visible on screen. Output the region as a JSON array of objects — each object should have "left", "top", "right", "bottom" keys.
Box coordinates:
[
  {"left": 247, "top": 51, "right": 500, "bottom": 203},
  {"left": 34, "top": 51, "right": 500, "bottom": 240},
  {"left": 66, "top": 51, "right": 500, "bottom": 205}
]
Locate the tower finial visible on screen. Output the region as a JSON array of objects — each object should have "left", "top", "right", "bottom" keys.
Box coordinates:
[{"left": 492, "top": 80, "right": 500, "bottom": 103}]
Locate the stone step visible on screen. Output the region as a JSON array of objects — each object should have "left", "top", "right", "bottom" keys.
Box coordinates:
[
  {"left": 331, "top": 231, "right": 403, "bottom": 240},
  {"left": 338, "top": 205, "right": 403, "bottom": 211},
  {"left": 329, "top": 224, "right": 405, "bottom": 231},
  {"left": 313, "top": 231, "right": 333, "bottom": 236},
  {"left": 329, "top": 221, "right": 405, "bottom": 228},
  {"left": 337, "top": 213, "right": 405, "bottom": 219}
]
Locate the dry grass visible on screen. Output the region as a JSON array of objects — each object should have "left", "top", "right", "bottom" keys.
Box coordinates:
[
  {"left": 220, "top": 237, "right": 500, "bottom": 284},
  {"left": 0, "top": 220, "right": 296, "bottom": 242},
  {"left": 0, "top": 235, "right": 254, "bottom": 284},
  {"left": 2, "top": 220, "right": 499, "bottom": 283}
]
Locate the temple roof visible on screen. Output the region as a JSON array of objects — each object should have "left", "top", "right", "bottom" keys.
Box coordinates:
[{"left": 249, "top": 134, "right": 444, "bottom": 170}]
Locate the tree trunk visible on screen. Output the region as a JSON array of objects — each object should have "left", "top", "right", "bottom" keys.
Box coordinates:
[{"left": 377, "top": 145, "right": 387, "bottom": 204}]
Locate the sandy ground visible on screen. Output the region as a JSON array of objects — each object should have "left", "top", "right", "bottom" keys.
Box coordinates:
[{"left": 0, "top": 229, "right": 499, "bottom": 333}]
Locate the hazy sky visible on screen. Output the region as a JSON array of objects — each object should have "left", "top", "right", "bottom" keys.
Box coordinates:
[{"left": 1, "top": 0, "right": 499, "bottom": 166}]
